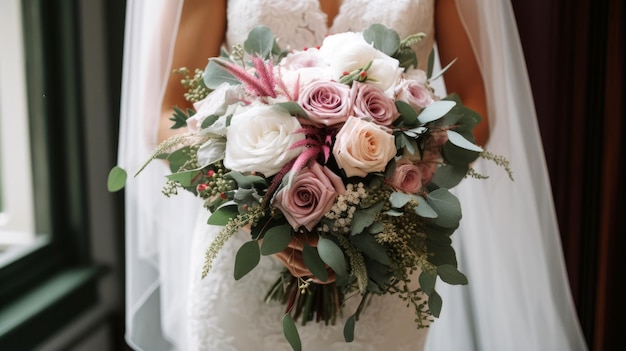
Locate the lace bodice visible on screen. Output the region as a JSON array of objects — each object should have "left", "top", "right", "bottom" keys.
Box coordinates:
[
  {"left": 187, "top": 1, "right": 435, "bottom": 350},
  {"left": 226, "top": 0, "right": 435, "bottom": 69}
]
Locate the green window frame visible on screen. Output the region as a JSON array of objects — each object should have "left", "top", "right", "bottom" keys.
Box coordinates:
[{"left": 0, "top": 0, "right": 117, "bottom": 348}]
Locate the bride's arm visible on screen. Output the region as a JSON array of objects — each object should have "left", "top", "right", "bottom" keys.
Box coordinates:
[
  {"left": 435, "top": 0, "right": 489, "bottom": 146},
  {"left": 159, "top": 0, "right": 227, "bottom": 143}
]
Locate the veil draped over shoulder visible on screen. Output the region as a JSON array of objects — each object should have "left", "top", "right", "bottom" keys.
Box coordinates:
[{"left": 118, "top": 0, "right": 587, "bottom": 350}]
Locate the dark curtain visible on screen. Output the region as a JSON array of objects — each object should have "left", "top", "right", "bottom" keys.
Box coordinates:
[{"left": 512, "top": 0, "right": 625, "bottom": 350}]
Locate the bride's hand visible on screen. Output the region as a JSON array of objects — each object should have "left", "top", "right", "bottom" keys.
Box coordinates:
[{"left": 273, "top": 232, "right": 336, "bottom": 284}]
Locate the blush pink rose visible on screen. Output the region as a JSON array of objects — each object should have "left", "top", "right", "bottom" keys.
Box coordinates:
[
  {"left": 387, "top": 160, "right": 423, "bottom": 194},
  {"left": 395, "top": 79, "right": 436, "bottom": 110},
  {"left": 351, "top": 81, "right": 400, "bottom": 126},
  {"left": 298, "top": 80, "right": 352, "bottom": 126},
  {"left": 332, "top": 116, "right": 397, "bottom": 178},
  {"left": 273, "top": 162, "right": 346, "bottom": 231}
]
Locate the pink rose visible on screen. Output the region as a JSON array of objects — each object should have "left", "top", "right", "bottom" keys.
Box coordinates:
[
  {"left": 395, "top": 79, "right": 436, "bottom": 110},
  {"left": 333, "top": 117, "right": 397, "bottom": 178},
  {"left": 298, "top": 80, "right": 352, "bottom": 126},
  {"left": 279, "top": 48, "right": 325, "bottom": 70},
  {"left": 387, "top": 159, "right": 423, "bottom": 194},
  {"left": 273, "top": 162, "right": 346, "bottom": 231},
  {"left": 416, "top": 149, "right": 443, "bottom": 185},
  {"left": 351, "top": 82, "right": 400, "bottom": 126}
]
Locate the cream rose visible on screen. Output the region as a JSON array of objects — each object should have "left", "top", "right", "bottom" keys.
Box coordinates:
[
  {"left": 273, "top": 162, "right": 346, "bottom": 231},
  {"left": 318, "top": 32, "right": 403, "bottom": 96},
  {"left": 223, "top": 103, "right": 304, "bottom": 176},
  {"left": 332, "top": 116, "right": 396, "bottom": 177}
]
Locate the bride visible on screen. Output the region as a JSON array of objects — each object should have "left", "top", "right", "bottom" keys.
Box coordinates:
[{"left": 118, "top": 0, "right": 588, "bottom": 350}]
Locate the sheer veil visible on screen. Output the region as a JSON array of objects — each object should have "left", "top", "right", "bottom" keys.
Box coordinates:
[
  {"left": 425, "top": 1, "right": 587, "bottom": 350},
  {"left": 119, "top": 0, "right": 192, "bottom": 349},
  {"left": 119, "top": 0, "right": 587, "bottom": 350}
]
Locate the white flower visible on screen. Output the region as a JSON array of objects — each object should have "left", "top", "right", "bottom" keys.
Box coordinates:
[
  {"left": 318, "top": 32, "right": 403, "bottom": 96},
  {"left": 188, "top": 83, "right": 243, "bottom": 134},
  {"left": 223, "top": 103, "right": 304, "bottom": 176},
  {"left": 197, "top": 138, "right": 226, "bottom": 168}
]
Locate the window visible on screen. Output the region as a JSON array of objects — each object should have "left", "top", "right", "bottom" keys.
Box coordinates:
[
  {"left": 0, "top": 0, "right": 114, "bottom": 348},
  {"left": 0, "top": 0, "right": 38, "bottom": 258}
]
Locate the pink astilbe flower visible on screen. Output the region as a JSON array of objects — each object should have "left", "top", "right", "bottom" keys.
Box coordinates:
[
  {"left": 262, "top": 126, "right": 336, "bottom": 207},
  {"left": 214, "top": 57, "right": 277, "bottom": 98}
]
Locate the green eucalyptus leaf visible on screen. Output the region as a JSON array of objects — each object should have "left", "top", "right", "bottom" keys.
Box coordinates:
[
  {"left": 395, "top": 100, "right": 418, "bottom": 126},
  {"left": 203, "top": 59, "right": 239, "bottom": 89},
  {"left": 427, "top": 50, "right": 435, "bottom": 78},
  {"left": 430, "top": 163, "right": 469, "bottom": 189},
  {"left": 107, "top": 166, "right": 127, "bottom": 192},
  {"left": 426, "top": 189, "right": 462, "bottom": 228},
  {"left": 260, "top": 224, "right": 292, "bottom": 255},
  {"left": 317, "top": 237, "right": 348, "bottom": 277},
  {"left": 282, "top": 314, "right": 302, "bottom": 351},
  {"left": 351, "top": 201, "right": 384, "bottom": 235},
  {"left": 276, "top": 102, "right": 309, "bottom": 119},
  {"left": 414, "top": 196, "right": 438, "bottom": 218},
  {"left": 418, "top": 100, "right": 456, "bottom": 124},
  {"left": 426, "top": 236, "right": 458, "bottom": 267},
  {"left": 343, "top": 315, "right": 356, "bottom": 342},
  {"left": 244, "top": 25, "right": 275, "bottom": 58},
  {"left": 207, "top": 203, "right": 238, "bottom": 225},
  {"left": 200, "top": 115, "right": 220, "bottom": 129},
  {"left": 302, "top": 244, "right": 328, "bottom": 282},
  {"left": 234, "top": 240, "right": 260, "bottom": 280},
  {"left": 368, "top": 221, "right": 385, "bottom": 234},
  {"left": 166, "top": 170, "right": 201, "bottom": 187},
  {"left": 225, "top": 171, "right": 267, "bottom": 189},
  {"left": 364, "top": 257, "right": 392, "bottom": 289},
  {"left": 362, "top": 24, "right": 400, "bottom": 56},
  {"left": 428, "top": 290, "right": 442, "bottom": 318},
  {"left": 442, "top": 141, "right": 480, "bottom": 165},
  {"left": 350, "top": 233, "right": 391, "bottom": 266},
  {"left": 384, "top": 210, "right": 404, "bottom": 217},
  {"left": 419, "top": 271, "right": 436, "bottom": 295},
  {"left": 395, "top": 47, "right": 418, "bottom": 70},
  {"left": 437, "top": 264, "right": 468, "bottom": 285},
  {"left": 389, "top": 192, "right": 412, "bottom": 208},
  {"left": 447, "top": 130, "right": 483, "bottom": 152}
]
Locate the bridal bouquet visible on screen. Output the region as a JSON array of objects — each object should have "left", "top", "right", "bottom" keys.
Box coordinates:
[{"left": 109, "top": 24, "right": 509, "bottom": 350}]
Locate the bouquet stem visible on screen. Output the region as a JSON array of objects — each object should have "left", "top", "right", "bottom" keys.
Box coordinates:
[{"left": 265, "top": 270, "right": 344, "bottom": 326}]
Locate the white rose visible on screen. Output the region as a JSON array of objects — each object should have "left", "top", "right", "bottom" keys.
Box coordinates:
[
  {"left": 188, "top": 82, "right": 243, "bottom": 134},
  {"left": 332, "top": 116, "right": 396, "bottom": 178},
  {"left": 224, "top": 103, "right": 305, "bottom": 176},
  {"left": 318, "top": 32, "right": 403, "bottom": 96}
]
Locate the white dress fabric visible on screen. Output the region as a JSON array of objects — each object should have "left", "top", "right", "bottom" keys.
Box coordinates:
[{"left": 118, "top": 0, "right": 588, "bottom": 350}]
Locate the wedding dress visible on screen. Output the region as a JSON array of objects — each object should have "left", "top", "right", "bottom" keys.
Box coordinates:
[{"left": 119, "top": 0, "right": 588, "bottom": 350}]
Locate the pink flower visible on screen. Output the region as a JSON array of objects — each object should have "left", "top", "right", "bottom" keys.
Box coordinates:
[
  {"left": 351, "top": 81, "right": 399, "bottom": 126},
  {"left": 395, "top": 79, "right": 436, "bottom": 110},
  {"left": 298, "top": 80, "right": 352, "bottom": 126},
  {"left": 333, "top": 117, "right": 397, "bottom": 178},
  {"left": 387, "top": 159, "right": 423, "bottom": 194},
  {"left": 273, "top": 162, "right": 346, "bottom": 231}
]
